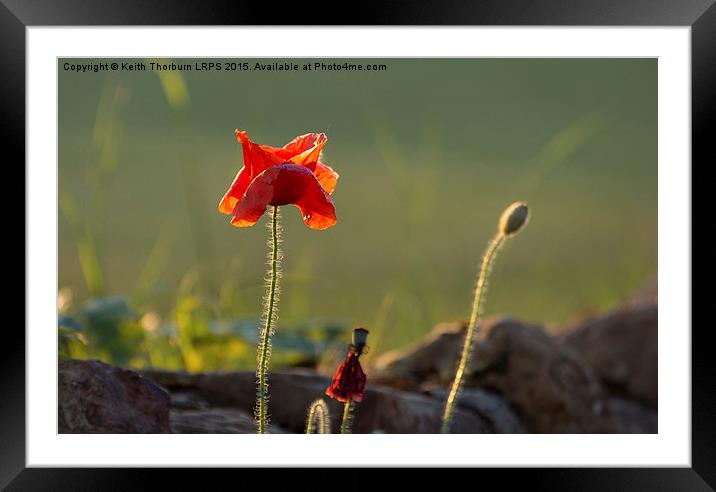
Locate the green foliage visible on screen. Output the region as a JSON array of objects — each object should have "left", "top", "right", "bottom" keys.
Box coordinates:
[
  {"left": 57, "top": 284, "right": 349, "bottom": 372},
  {"left": 81, "top": 297, "right": 144, "bottom": 367},
  {"left": 58, "top": 315, "right": 86, "bottom": 360},
  {"left": 59, "top": 77, "right": 129, "bottom": 298}
]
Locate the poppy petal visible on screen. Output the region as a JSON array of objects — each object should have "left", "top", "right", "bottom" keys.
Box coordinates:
[
  {"left": 325, "top": 352, "right": 366, "bottom": 403},
  {"left": 237, "top": 130, "right": 327, "bottom": 170},
  {"left": 313, "top": 162, "right": 339, "bottom": 195},
  {"left": 218, "top": 131, "right": 282, "bottom": 215},
  {"left": 278, "top": 133, "right": 327, "bottom": 166},
  {"left": 218, "top": 166, "right": 252, "bottom": 214},
  {"left": 230, "top": 163, "right": 337, "bottom": 230},
  {"left": 235, "top": 130, "right": 287, "bottom": 176}
]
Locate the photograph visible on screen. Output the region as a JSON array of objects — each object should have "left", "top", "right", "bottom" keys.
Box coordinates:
[{"left": 57, "top": 56, "right": 658, "bottom": 435}]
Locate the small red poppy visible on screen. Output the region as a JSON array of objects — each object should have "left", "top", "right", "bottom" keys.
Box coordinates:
[
  {"left": 218, "top": 130, "right": 339, "bottom": 229},
  {"left": 325, "top": 351, "right": 367, "bottom": 403}
]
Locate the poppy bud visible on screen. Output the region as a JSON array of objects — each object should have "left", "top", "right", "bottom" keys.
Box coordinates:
[
  {"left": 498, "top": 202, "right": 529, "bottom": 236},
  {"left": 325, "top": 352, "right": 367, "bottom": 403},
  {"left": 352, "top": 327, "right": 369, "bottom": 351}
]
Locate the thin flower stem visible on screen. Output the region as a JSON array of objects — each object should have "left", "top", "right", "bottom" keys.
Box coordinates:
[
  {"left": 305, "top": 399, "right": 331, "bottom": 434},
  {"left": 340, "top": 399, "right": 353, "bottom": 434},
  {"left": 441, "top": 232, "right": 505, "bottom": 433},
  {"left": 257, "top": 205, "right": 281, "bottom": 434}
]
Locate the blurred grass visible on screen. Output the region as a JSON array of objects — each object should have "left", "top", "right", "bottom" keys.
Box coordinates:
[{"left": 58, "top": 58, "right": 657, "bottom": 369}]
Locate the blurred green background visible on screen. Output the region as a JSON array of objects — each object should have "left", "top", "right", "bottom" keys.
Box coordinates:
[{"left": 58, "top": 58, "right": 657, "bottom": 372}]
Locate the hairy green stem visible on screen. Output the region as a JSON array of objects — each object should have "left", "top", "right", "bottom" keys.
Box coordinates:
[
  {"left": 257, "top": 205, "right": 280, "bottom": 434},
  {"left": 441, "top": 233, "right": 505, "bottom": 433},
  {"left": 340, "top": 399, "right": 353, "bottom": 434},
  {"left": 305, "top": 399, "right": 331, "bottom": 434}
]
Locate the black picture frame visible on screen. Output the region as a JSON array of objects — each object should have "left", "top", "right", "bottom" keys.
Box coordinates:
[{"left": 6, "top": 0, "right": 708, "bottom": 487}]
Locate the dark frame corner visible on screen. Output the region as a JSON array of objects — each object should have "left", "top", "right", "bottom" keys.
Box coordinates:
[{"left": 6, "top": 0, "right": 709, "bottom": 488}]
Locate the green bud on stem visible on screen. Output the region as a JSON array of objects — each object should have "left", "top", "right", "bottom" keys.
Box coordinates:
[{"left": 498, "top": 202, "right": 529, "bottom": 236}]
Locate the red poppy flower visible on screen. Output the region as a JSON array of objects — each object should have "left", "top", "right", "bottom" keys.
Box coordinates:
[
  {"left": 218, "top": 130, "right": 339, "bottom": 229},
  {"left": 325, "top": 352, "right": 367, "bottom": 403}
]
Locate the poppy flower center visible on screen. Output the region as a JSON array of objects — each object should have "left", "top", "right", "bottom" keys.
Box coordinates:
[{"left": 266, "top": 168, "right": 305, "bottom": 206}]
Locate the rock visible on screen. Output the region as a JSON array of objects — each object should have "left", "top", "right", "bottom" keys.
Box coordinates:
[
  {"left": 373, "top": 317, "right": 618, "bottom": 433},
  {"left": 468, "top": 317, "right": 618, "bottom": 433},
  {"left": 143, "top": 369, "right": 490, "bottom": 433},
  {"left": 561, "top": 303, "right": 657, "bottom": 407},
  {"left": 425, "top": 388, "right": 526, "bottom": 433},
  {"left": 370, "top": 321, "right": 466, "bottom": 391},
  {"left": 170, "top": 407, "right": 287, "bottom": 434},
  {"left": 170, "top": 391, "right": 209, "bottom": 410},
  {"left": 143, "top": 369, "right": 326, "bottom": 433},
  {"left": 354, "top": 384, "right": 488, "bottom": 434},
  {"left": 608, "top": 397, "right": 657, "bottom": 433},
  {"left": 59, "top": 359, "right": 171, "bottom": 433}
]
